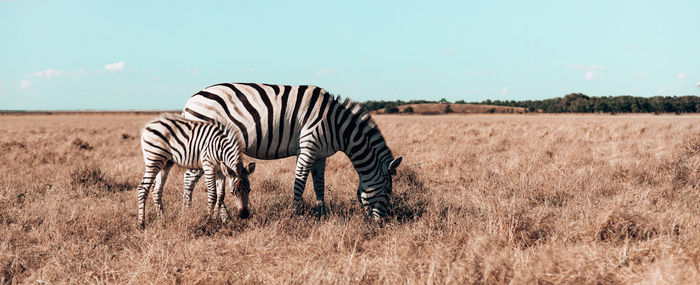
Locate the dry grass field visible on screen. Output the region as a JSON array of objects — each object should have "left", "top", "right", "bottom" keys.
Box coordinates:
[{"left": 1, "top": 113, "right": 699, "bottom": 283}]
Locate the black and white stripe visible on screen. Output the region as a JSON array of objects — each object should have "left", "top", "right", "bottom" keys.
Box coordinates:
[
  {"left": 137, "top": 113, "right": 255, "bottom": 228},
  {"left": 182, "top": 83, "right": 402, "bottom": 219}
]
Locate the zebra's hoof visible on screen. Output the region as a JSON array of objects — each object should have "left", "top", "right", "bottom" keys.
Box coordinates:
[
  {"left": 293, "top": 202, "right": 304, "bottom": 216},
  {"left": 315, "top": 205, "right": 328, "bottom": 218}
]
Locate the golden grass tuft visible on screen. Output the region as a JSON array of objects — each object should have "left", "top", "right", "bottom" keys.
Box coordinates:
[{"left": 1, "top": 113, "right": 699, "bottom": 283}]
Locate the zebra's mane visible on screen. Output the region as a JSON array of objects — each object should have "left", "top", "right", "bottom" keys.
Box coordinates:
[
  {"left": 331, "top": 94, "right": 394, "bottom": 161},
  {"left": 333, "top": 94, "right": 378, "bottom": 130}
]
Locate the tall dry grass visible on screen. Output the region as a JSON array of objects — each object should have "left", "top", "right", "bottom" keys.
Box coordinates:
[{"left": 1, "top": 114, "right": 699, "bottom": 283}]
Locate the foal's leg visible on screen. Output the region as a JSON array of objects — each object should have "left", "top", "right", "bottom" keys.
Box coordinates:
[
  {"left": 202, "top": 162, "right": 218, "bottom": 219},
  {"left": 215, "top": 171, "right": 231, "bottom": 222},
  {"left": 182, "top": 168, "right": 203, "bottom": 208}
]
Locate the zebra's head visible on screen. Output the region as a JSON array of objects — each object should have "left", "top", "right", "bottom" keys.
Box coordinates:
[
  {"left": 358, "top": 156, "right": 402, "bottom": 220},
  {"left": 224, "top": 161, "right": 256, "bottom": 219}
]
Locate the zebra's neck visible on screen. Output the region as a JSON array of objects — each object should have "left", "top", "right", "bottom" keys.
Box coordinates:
[
  {"left": 347, "top": 141, "right": 393, "bottom": 184},
  {"left": 212, "top": 129, "right": 240, "bottom": 171},
  {"left": 332, "top": 101, "right": 393, "bottom": 184},
  {"left": 206, "top": 133, "right": 223, "bottom": 163}
]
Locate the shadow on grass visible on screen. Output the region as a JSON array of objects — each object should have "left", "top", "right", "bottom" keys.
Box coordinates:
[
  {"left": 190, "top": 216, "right": 229, "bottom": 237},
  {"left": 188, "top": 165, "right": 434, "bottom": 233},
  {"left": 70, "top": 162, "right": 135, "bottom": 196},
  {"left": 391, "top": 166, "right": 430, "bottom": 224}
]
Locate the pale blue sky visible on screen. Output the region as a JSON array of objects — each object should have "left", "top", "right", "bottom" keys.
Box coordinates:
[{"left": 1, "top": 0, "right": 698, "bottom": 110}]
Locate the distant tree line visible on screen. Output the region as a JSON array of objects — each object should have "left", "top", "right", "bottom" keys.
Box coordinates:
[
  {"left": 361, "top": 94, "right": 700, "bottom": 114},
  {"left": 470, "top": 94, "right": 700, "bottom": 113},
  {"left": 362, "top": 100, "right": 436, "bottom": 113}
]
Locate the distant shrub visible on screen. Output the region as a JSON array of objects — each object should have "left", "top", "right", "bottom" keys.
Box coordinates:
[
  {"left": 487, "top": 108, "right": 496, "bottom": 114},
  {"left": 72, "top": 138, "right": 93, "bottom": 150},
  {"left": 403, "top": 106, "right": 414, "bottom": 114},
  {"left": 2, "top": 141, "right": 25, "bottom": 150},
  {"left": 444, "top": 104, "right": 453, "bottom": 113},
  {"left": 386, "top": 106, "right": 399, "bottom": 114}
]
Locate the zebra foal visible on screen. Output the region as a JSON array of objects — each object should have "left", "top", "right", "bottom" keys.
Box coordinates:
[{"left": 137, "top": 113, "right": 255, "bottom": 228}]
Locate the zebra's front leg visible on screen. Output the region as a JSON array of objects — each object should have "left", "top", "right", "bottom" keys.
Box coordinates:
[
  {"left": 202, "top": 163, "right": 218, "bottom": 219},
  {"left": 311, "top": 158, "right": 328, "bottom": 217},
  {"left": 215, "top": 171, "right": 231, "bottom": 223},
  {"left": 152, "top": 161, "right": 173, "bottom": 217},
  {"left": 293, "top": 149, "right": 315, "bottom": 215},
  {"left": 182, "top": 168, "right": 203, "bottom": 209}
]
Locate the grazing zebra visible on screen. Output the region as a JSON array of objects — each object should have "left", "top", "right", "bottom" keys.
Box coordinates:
[
  {"left": 181, "top": 83, "right": 402, "bottom": 220},
  {"left": 137, "top": 113, "right": 256, "bottom": 228}
]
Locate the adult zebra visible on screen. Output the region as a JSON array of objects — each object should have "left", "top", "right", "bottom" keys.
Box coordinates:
[{"left": 181, "top": 83, "right": 402, "bottom": 219}]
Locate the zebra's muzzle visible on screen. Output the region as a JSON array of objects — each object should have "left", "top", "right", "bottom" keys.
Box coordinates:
[{"left": 238, "top": 208, "right": 250, "bottom": 219}]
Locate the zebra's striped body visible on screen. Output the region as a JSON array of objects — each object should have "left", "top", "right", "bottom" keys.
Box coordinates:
[
  {"left": 137, "top": 113, "right": 255, "bottom": 228},
  {"left": 182, "top": 83, "right": 402, "bottom": 219}
]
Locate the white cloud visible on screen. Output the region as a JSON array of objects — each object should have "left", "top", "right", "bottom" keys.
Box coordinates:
[
  {"left": 697, "top": 80, "right": 700, "bottom": 87},
  {"left": 28, "top": 69, "right": 84, "bottom": 78},
  {"left": 677, "top": 73, "right": 686, "bottom": 79},
  {"left": 584, "top": 71, "right": 596, "bottom": 80},
  {"left": 407, "top": 67, "right": 419, "bottom": 73},
  {"left": 637, "top": 72, "right": 647, "bottom": 77},
  {"left": 658, "top": 88, "right": 664, "bottom": 93},
  {"left": 191, "top": 69, "right": 200, "bottom": 75},
  {"left": 20, "top": 80, "right": 30, "bottom": 90},
  {"left": 315, "top": 68, "right": 337, "bottom": 76},
  {"left": 104, "top": 61, "right": 125, "bottom": 71},
  {"left": 501, "top": 87, "right": 508, "bottom": 94}
]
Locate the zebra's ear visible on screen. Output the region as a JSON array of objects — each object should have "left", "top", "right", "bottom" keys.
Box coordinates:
[
  {"left": 247, "top": 162, "right": 256, "bottom": 174},
  {"left": 388, "top": 157, "right": 402, "bottom": 172}
]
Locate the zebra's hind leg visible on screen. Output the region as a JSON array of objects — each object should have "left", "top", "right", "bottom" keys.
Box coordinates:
[
  {"left": 215, "top": 171, "right": 231, "bottom": 223},
  {"left": 138, "top": 164, "right": 162, "bottom": 228},
  {"left": 151, "top": 161, "right": 173, "bottom": 217},
  {"left": 183, "top": 168, "right": 203, "bottom": 209},
  {"left": 311, "top": 158, "right": 328, "bottom": 217}
]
